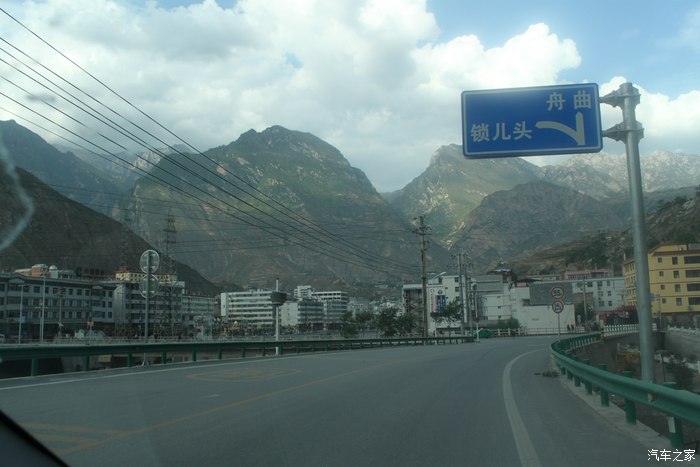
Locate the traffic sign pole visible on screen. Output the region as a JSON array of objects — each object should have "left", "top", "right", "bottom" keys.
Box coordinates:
[
  {"left": 139, "top": 249, "right": 160, "bottom": 343},
  {"left": 601, "top": 83, "right": 654, "bottom": 382}
]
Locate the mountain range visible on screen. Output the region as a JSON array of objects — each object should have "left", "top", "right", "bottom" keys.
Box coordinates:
[
  {"left": 0, "top": 167, "right": 219, "bottom": 296},
  {"left": 1, "top": 119, "right": 698, "bottom": 294}
]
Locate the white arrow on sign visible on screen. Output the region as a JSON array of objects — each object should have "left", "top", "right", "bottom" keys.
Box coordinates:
[{"left": 536, "top": 112, "right": 585, "bottom": 145}]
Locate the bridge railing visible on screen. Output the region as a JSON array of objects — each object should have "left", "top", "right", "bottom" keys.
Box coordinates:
[
  {"left": 551, "top": 333, "right": 700, "bottom": 449},
  {"left": 0, "top": 335, "right": 472, "bottom": 378}
]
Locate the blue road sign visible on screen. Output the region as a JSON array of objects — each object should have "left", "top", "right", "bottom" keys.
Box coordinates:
[{"left": 461, "top": 83, "right": 603, "bottom": 158}]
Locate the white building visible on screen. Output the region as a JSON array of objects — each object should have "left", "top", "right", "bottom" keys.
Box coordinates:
[
  {"left": 509, "top": 285, "right": 575, "bottom": 332},
  {"left": 293, "top": 285, "right": 314, "bottom": 300},
  {"left": 279, "top": 301, "right": 300, "bottom": 328},
  {"left": 311, "top": 290, "right": 349, "bottom": 329},
  {"left": 402, "top": 274, "right": 469, "bottom": 335},
  {"left": 181, "top": 294, "right": 218, "bottom": 337},
  {"left": 111, "top": 277, "right": 185, "bottom": 337},
  {"left": 1, "top": 272, "right": 116, "bottom": 340},
  {"left": 220, "top": 288, "right": 277, "bottom": 330},
  {"left": 571, "top": 277, "right": 626, "bottom": 315},
  {"left": 403, "top": 273, "right": 581, "bottom": 335}
]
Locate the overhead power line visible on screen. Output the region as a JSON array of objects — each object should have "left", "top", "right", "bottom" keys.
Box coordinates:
[
  {"left": 0, "top": 10, "right": 415, "bottom": 274},
  {"left": 0, "top": 11, "right": 417, "bottom": 276}
]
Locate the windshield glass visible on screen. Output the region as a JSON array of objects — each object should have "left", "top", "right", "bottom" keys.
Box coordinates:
[{"left": 1, "top": 1, "right": 699, "bottom": 466}]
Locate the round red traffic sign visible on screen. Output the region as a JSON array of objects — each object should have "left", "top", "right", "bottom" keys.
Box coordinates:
[
  {"left": 550, "top": 286, "right": 565, "bottom": 300},
  {"left": 552, "top": 299, "right": 565, "bottom": 314}
]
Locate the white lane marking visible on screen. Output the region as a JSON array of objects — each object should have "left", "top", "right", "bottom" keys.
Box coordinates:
[{"left": 503, "top": 350, "right": 543, "bottom": 467}]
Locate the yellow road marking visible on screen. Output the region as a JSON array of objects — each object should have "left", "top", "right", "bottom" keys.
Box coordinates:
[
  {"left": 53, "top": 362, "right": 386, "bottom": 456},
  {"left": 22, "top": 422, "right": 127, "bottom": 435},
  {"left": 187, "top": 366, "right": 301, "bottom": 382}
]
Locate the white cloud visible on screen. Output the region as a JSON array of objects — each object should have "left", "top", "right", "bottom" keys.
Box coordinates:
[
  {"left": 2, "top": 0, "right": 698, "bottom": 192},
  {"left": 598, "top": 77, "right": 700, "bottom": 156}
]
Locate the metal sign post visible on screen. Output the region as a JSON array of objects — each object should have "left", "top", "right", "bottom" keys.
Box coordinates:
[
  {"left": 550, "top": 285, "right": 566, "bottom": 339},
  {"left": 601, "top": 83, "right": 654, "bottom": 382}
]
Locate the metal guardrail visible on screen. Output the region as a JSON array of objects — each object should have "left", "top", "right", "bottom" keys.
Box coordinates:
[
  {"left": 551, "top": 334, "right": 700, "bottom": 449},
  {"left": 0, "top": 335, "right": 472, "bottom": 378}
]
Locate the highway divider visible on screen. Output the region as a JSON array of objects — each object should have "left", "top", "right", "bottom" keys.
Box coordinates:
[{"left": 0, "top": 335, "right": 473, "bottom": 378}]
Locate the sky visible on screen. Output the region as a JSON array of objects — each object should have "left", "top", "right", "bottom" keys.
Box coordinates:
[{"left": 1, "top": 0, "right": 700, "bottom": 192}]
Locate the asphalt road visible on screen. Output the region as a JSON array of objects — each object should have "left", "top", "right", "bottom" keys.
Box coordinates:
[{"left": 0, "top": 338, "right": 665, "bottom": 466}]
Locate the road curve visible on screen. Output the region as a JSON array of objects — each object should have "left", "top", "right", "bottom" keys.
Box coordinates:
[{"left": 0, "top": 337, "right": 654, "bottom": 466}]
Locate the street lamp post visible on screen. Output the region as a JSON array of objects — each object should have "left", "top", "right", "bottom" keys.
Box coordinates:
[
  {"left": 472, "top": 281, "right": 480, "bottom": 343},
  {"left": 270, "top": 286, "right": 287, "bottom": 356},
  {"left": 40, "top": 265, "right": 47, "bottom": 344},
  {"left": 19, "top": 282, "right": 24, "bottom": 344},
  {"left": 57, "top": 287, "right": 64, "bottom": 340}
]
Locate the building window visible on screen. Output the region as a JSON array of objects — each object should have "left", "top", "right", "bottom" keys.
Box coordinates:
[
  {"left": 659, "top": 271, "right": 664, "bottom": 277},
  {"left": 687, "top": 270, "right": 700, "bottom": 278},
  {"left": 657, "top": 257, "right": 663, "bottom": 263},
  {"left": 662, "top": 298, "right": 667, "bottom": 304},
  {"left": 690, "top": 297, "right": 700, "bottom": 306},
  {"left": 672, "top": 257, "right": 678, "bottom": 265},
  {"left": 674, "top": 271, "right": 680, "bottom": 279},
  {"left": 685, "top": 256, "right": 700, "bottom": 264},
  {"left": 676, "top": 298, "right": 683, "bottom": 306},
  {"left": 675, "top": 284, "right": 681, "bottom": 292},
  {"left": 608, "top": 301, "right": 613, "bottom": 307},
  {"left": 688, "top": 283, "right": 700, "bottom": 292},
  {"left": 661, "top": 285, "right": 666, "bottom": 290}
]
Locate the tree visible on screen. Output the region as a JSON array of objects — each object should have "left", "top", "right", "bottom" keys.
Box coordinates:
[
  {"left": 396, "top": 311, "right": 416, "bottom": 336},
  {"left": 574, "top": 302, "right": 594, "bottom": 327},
  {"left": 439, "top": 299, "right": 463, "bottom": 336},
  {"left": 355, "top": 310, "right": 373, "bottom": 337},
  {"left": 341, "top": 311, "right": 358, "bottom": 338},
  {"left": 377, "top": 308, "right": 398, "bottom": 337}
]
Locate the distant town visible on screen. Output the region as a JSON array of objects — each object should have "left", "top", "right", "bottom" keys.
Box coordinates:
[{"left": 1, "top": 242, "right": 698, "bottom": 343}]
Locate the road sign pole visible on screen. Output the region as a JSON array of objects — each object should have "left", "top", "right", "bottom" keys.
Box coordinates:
[
  {"left": 601, "top": 82, "right": 654, "bottom": 382},
  {"left": 557, "top": 313, "right": 561, "bottom": 340}
]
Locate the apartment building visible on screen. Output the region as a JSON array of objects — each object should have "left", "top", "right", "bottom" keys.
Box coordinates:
[
  {"left": 220, "top": 288, "right": 277, "bottom": 330},
  {"left": 623, "top": 243, "right": 700, "bottom": 325},
  {"left": 0, "top": 270, "right": 116, "bottom": 341}
]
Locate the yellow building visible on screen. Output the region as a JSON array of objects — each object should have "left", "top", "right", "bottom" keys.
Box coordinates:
[{"left": 623, "top": 243, "right": 700, "bottom": 325}]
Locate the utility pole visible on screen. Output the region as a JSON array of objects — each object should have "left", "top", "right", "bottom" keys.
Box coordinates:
[
  {"left": 161, "top": 210, "right": 177, "bottom": 338},
  {"left": 413, "top": 216, "right": 431, "bottom": 338},
  {"left": 453, "top": 252, "right": 470, "bottom": 335}
]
